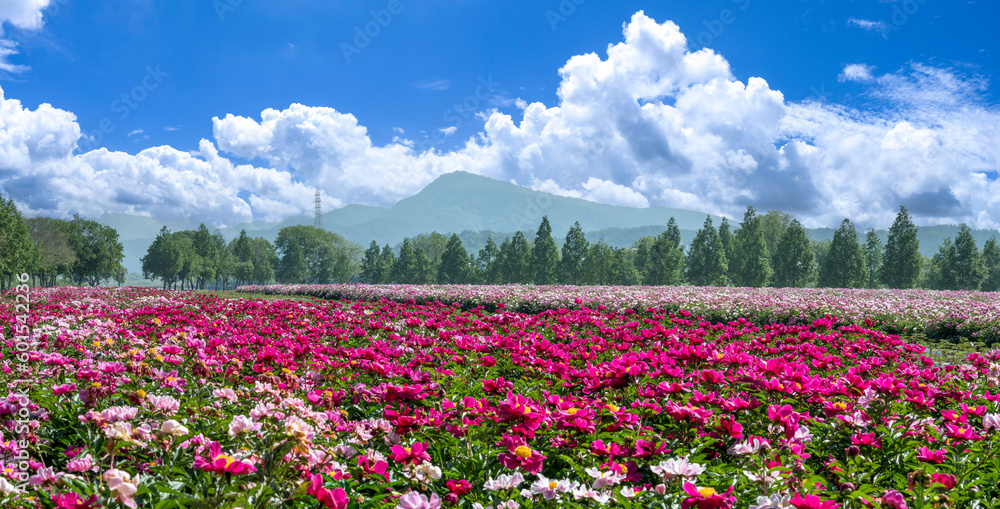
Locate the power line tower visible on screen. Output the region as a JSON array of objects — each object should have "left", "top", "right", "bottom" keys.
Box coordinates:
[{"left": 313, "top": 188, "right": 323, "bottom": 228}]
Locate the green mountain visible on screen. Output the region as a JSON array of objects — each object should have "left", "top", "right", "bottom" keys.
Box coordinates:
[{"left": 96, "top": 171, "right": 1000, "bottom": 275}]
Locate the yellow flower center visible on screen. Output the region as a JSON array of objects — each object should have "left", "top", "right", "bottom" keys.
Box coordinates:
[
  {"left": 716, "top": 352, "right": 724, "bottom": 359},
  {"left": 404, "top": 447, "right": 411, "bottom": 454},
  {"left": 548, "top": 481, "right": 557, "bottom": 489},
  {"left": 514, "top": 446, "right": 532, "bottom": 459},
  {"left": 135, "top": 390, "right": 146, "bottom": 398},
  {"left": 697, "top": 487, "right": 717, "bottom": 498},
  {"left": 607, "top": 403, "right": 619, "bottom": 412},
  {"left": 834, "top": 402, "right": 847, "bottom": 411},
  {"left": 214, "top": 454, "right": 236, "bottom": 467},
  {"left": 166, "top": 377, "right": 176, "bottom": 383},
  {"left": 566, "top": 408, "right": 578, "bottom": 415},
  {"left": 958, "top": 428, "right": 966, "bottom": 435}
]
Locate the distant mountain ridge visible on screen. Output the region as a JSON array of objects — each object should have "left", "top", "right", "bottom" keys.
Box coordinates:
[{"left": 94, "top": 171, "right": 1000, "bottom": 274}]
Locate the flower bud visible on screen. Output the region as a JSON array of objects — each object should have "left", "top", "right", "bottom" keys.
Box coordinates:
[{"left": 846, "top": 445, "right": 860, "bottom": 457}]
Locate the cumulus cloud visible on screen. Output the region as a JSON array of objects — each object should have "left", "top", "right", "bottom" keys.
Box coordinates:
[
  {"left": 1, "top": 10, "right": 999, "bottom": 231},
  {"left": 839, "top": 63, "right": 876, "bottom": 83}
]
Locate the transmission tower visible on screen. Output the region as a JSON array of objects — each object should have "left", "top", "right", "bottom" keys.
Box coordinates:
[{"left": 313, "top": 188, "right": 323, "bottom": 228}]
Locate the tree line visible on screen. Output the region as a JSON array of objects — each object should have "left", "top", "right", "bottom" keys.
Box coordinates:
[
  {"left": 358, "top": 207, "right": 1000, "bottom": 291},
  {"left": 2, "top": 190, "right": 999, "bottom": 291},
  {"left": 0, "top": 195, "right": 125, "bottom": 290}
]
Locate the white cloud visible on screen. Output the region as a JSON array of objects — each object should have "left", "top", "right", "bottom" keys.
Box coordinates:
[
  {"left": 438, "top": 126, "right": 458, "bottom": 136},
  {"left": 847, "top": 18, "right": 886, "bottom": 32},
  {"left": 839, "top": 63, "right": 876, "bottom": 83},
  {"left": 2, "top": 10, "right": 999, "bottom": 231},
  {"left": 0, "top": 0, "right": 51, "bottom": 30},
  {"left": 0, "top": 0, "right": 52, "bottom": 74},
  {"left": 127, "top": 129, "right": 145, "bottom": 137}
]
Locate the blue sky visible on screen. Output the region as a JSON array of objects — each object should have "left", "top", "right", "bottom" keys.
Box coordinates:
[{"left": 1, "top": 0, "right": 998, "bottom": 229}]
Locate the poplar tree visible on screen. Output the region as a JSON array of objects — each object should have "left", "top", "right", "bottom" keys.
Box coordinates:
[
  {"left": 394, "top": 238, "right": 417, "bottom": 283},
  {"left": 685, "top": 216, "right": 727, "bottom": 286},
  {"left": 559, "top": 222, "right": 589, "bottom": 285},
  {"left": 818, "top": 219, "right": 867, "bottom": 288},
  {"left": 438, "top": 234, "right": 470, "bottom": 284},
  {"left": 880, "top": 206, "right": 922, "bottom": 289},
  {"left": 378, "top": 243, "right": 396, "bottom": 283},
  {"left": 862, "top": 229, "right": 882, "bottom": 289},
  {"left": 530, "top": 216, "right": 560, "bottom": 284},
  {"left": 646, "top": 218, "right": 684, "bottom": 285},
  {"left": 772, "top": 219, "right": 815, "bottom": 288},
  {"left": 952, "top": 224, "right": 985, "bottom": 290},
  {"left": 359, "top": 241, "right": 382, "bottom": 283},
  {"left": 981, "top": 237, "right": 1000, "bottom": 292},
  {"left": 730, "top": 207, "right": 771, "bottom": 287},
  {"left": 477, "top": 236, "right": 500, "bottom": 284}
]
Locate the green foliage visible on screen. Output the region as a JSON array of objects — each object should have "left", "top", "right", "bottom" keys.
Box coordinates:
[
  {"left": 952, "top": 223, "right": 986, "bottom": 290},
  {"left": 760, "top": 210, "right": 793, "bottom": 270},
  {"left": 718, "top": 216, "right": 734, "bottom": 274},
  {"left": 393, "top": 238, "right": 417, "bottom": 283},
  {"left": 685, "top": 216, "right": 727, "bottom": 286},
  {"left": 476, "top": 236, "right": 500, "bottom": 285},
  {"left": 730, "top": 207, "right": 772, "bottom": 287},
  {"left": 818, "top": 218, "right": 867, "bottom": 288},
  {"left": 66, "top": 214, "right": 125, "bottom": 286},
  {"left": 141, "top": 227, "right": 185, "bottom": 288},
  {"left": 275, "top": 225, "right": 360, "bottom": 284},
  {"left": 772, "top": 219, "right": 816, "bottom": 288},
  {"left": 924, "top": 240, "right": 955, "bottom": 290},
  {"left": 438, "top": 234, "right": 471, "bottom": 284},
  {"left": 863, "top": 228, "right": 883, "bottom": 289},
  {"left": 983, "top": 237, "right": 1000, "bottom": 292},
  {"left": 645, "top": 218, "right": 685, "bottom": 286},
  {"left": 880, "top": 206, "right": 922, "bottom": 289},
  {"left": 630, "top": 236, "right": 653, "bottom": 280},
  {"left": 359, "top": 241, "right": 382, "bottom": 284},
  {"left": 25, "top": 217, "right": 76, "bottom": 286},
  {"left": 498, "top": 231, "right": 532, "bottom": 283},
  {"left": 559, "top": 222, "right": 589, "bottom": 285},
  {"left": 530, "top": 216, "right": 560, "bottom": 284}
]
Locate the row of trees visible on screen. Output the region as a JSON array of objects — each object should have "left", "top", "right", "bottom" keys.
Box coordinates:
[
  {"left": 2, "top": 190, "right": 998, "bottom": 291},
  {"left": 0, "top": 195, "right": 125, "bottom": 289},
  {"left": 141, "top": 225, "right": 362, "bottom": 289},
  {"left": 357, "top": 207, "right": 1000, "bottom": 291}
]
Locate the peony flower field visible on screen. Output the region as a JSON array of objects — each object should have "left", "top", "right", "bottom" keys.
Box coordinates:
[{"left": 3, "top": 285, "right": 1000, "bottom": 509}]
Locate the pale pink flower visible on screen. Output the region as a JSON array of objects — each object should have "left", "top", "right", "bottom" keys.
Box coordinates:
[
  {"left": 228, "top": 415, "right": 261, "bottom": 437},
  {"left": 102, "top": 468, "right": 139, "bottom": 508}
]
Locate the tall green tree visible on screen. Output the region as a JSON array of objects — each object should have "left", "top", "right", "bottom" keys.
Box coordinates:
[
  {"left": 66, "top": 215, "right": 124, "bottom": 286},
  {"left": 862, "top": 229, "right": 882, "bottom": 289},
  {"left": 559, "top": 222, "right": 589, "bottom": 285},
  {"left": 730, "top": 207, "right": 772, "bottom": 287},
  {"left": 924, "top": 239, "right": 956, "bottom": 290},
  {"left": 630, "top": 236, "right": 654, "bottom": 281},
  {"left": 394, "top": 239, "right": 417, "bottom": 283},
  {"left": 360, "top": 241, "right": 383, "bottom": 283},
  {"left": 818, "top": 219, "right": 867, "bottom": 288},
  {"left": 880, "top": 206, "right": 922, "bottom": 289},
  {"left": 685, "top": 216, "right": 727, "bottom": 286},
  {"left": 645, "top": 218, "right": 685, "bottom": 286},
  {"left": 377, "top": 243, "right": 396, "bottom": 284},
  {"left": 0, "top": 195, "right": 37, "bottom": 290},
  {"left": 772, "top": 219, "right": 815, "bottom": 288},
  {"left": 530, "top": 216, "right": 560, "bottom": 284},
  {"left": 438, "top": 234, "right": 471, "bottom": 284},
  {"left": 411, "top": 245, "right": 435, "bottom": 284},
  {"left": 760, "top": 210, "right": 794, "bottom": 269},
  {"left": 249, "top": 237, "right": 277, "bottom": 284},
  {"left": 497, "top": 232, "right": 531, "bottom": 283},
  {"left": 476, "top": 236, "right": 500, "bottom": 285},
  {"left": 582, "top": 240, "right": 615, "bottom": 285},
  {"left": 26, "top": 217, "right": 76, "bottom": 287},
  {"left": 979, "top": 237, "right": 1000, "bottom": 292},
  {"left": 718, "top": 216, "right": 734, "bottom": 276},
  {"left": 981, "top": 236, "right": 1000, "bottom": 292},
  {"left": 952, "top": 224, "right": 986, "bottom": 290},
  {"left": 141, "top": 227, "right": 184, "bottom": 289}
]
